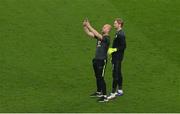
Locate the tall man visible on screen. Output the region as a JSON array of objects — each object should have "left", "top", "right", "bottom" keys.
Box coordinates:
[
  {"left": 108, "top": 18, "right": 126, "bottom": 100},
  {"left": 83, "top": 19, "right": 111, "bottom": 102}
]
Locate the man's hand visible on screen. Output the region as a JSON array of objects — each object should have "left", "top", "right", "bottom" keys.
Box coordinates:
[
  {"left": 83, "top": 18, "right": 95, "bottom": 38},
  {"left": 84, "top": 19, "right": 102, "bottom": 40},
  {"left": 83, "top": 20, "right": 87, "bottom": 27},
  {"left": 108, "top": 48, "right": 117, "bottom": 55},
  {"left": 85, "top": 19, "right": 91, "bottom": 27}
]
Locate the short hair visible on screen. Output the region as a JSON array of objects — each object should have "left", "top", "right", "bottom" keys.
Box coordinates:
[
  {"left": 115, "top": 18, "right": 124, "bottom": 27},
  {"left": 104, "top": 24, "right": 112, "bottom": 29}
]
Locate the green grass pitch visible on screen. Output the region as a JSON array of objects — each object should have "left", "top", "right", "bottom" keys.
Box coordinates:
[{"left": 0, "top": 0, "right": 179, "bottom": 112}]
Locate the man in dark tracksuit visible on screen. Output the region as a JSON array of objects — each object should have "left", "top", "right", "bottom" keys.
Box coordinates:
[
  {"left": 92, "top": 35, "right": 110, "bottom": 101},
  {"left": 83, "top": 19, "right": 111, "bottom": 102},
  {"left": 107, "top": 18, "right": 126, "bottom": 100}
]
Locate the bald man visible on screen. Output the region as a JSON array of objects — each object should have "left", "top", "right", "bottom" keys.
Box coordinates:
[{"left": 83, "top": 19, "right": 111, "bottom": 102}]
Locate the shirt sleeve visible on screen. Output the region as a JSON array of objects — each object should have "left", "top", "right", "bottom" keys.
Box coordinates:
[{"left": 116, "top": 33, "right": 126, "bottom": 51}]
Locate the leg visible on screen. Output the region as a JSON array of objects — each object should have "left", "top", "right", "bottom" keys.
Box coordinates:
[
  {"left": 112, "top": 62, "right": 117, "bottom": 93},
  {"left": 112, "top": 61, "right": 123, "bottom": 92},
  {"left": 96, "top": 60, "right": 107, "bottom": 95},
  {"left": 116, "top": 61, "right": 123, "bottom": 90},
  {"left": 97, "top": 60, "right": 109, "bottom": 102},
  {"left": 92, "top": 59, "right": 101, "bottom": 92}
]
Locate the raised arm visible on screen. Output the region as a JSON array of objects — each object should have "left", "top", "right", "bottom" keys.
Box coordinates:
[
  {"left": 83, "top": 26, "right": 95, "bottom": 38},
  {"left": 83, "top": 20, "right": 95, "bottom": 38},
  {"left": 86, "top": 20, "right": 103, "bottom": 40}
]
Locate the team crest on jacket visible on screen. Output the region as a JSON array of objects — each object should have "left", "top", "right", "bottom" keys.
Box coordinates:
[{"left": 97, "top": 41, "right": 101, "bottom": 47}]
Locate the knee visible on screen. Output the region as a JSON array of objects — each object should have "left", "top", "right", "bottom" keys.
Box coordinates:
[
  {"left": 113, "top": 75, "right": 118, "bottom": 81},
  {"left": 96, "top": 75, "right": 102, "bottom": 79},
  {"left": 113, "top": 72, "right": 121, "bottom": 80}
]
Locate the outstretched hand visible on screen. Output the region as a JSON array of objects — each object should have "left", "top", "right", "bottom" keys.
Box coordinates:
[
  {"left": 83, "top": 20, "right": 87, "bottom": 27},
  {"left": 86, "top": 21, "right": 91, "bottom": 27},
  {"left": 83, "top": 18, "right": 91, "bottom": 27}
]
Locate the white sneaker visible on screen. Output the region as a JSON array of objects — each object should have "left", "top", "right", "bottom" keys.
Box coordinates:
[
  {"left": 116, "top": 90, "right": 123, "bottom": 96},
  {"left": 98, "top": 96, "right": 109, "bottom": 102},
  {"left": 107, "top": 93, "right": 116, "bottom": 100}
]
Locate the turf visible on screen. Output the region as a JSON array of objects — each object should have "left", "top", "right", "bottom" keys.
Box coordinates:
[{"left": 0, "top": 0, "right": 179, "bottom": 112}]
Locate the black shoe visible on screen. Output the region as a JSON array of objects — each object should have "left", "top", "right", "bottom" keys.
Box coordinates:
[
  {"left": 97, "top": 96, "right": 108, "bottom": 102},
  {"left": 90, "top": 92, "right": 102, "bottom": 97}
]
